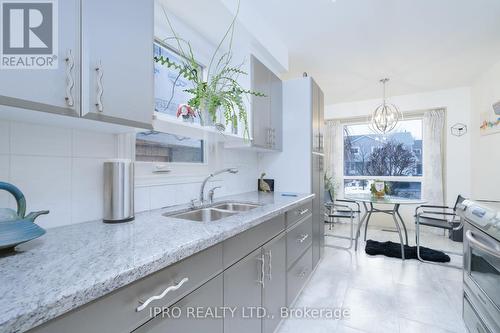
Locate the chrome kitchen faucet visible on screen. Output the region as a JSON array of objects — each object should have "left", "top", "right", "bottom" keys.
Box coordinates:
[{"left": 199, "top": 168, "right": 238, "bottom": 205}]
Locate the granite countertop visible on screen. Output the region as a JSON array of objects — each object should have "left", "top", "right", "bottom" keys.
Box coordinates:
[{"left": 0, "top": 191, "right": 314, "bottom": 333}]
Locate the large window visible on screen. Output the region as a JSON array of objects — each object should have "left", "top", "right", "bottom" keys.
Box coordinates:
[{"left": 343, "top": 119, "right": 423, "bottom": 199}]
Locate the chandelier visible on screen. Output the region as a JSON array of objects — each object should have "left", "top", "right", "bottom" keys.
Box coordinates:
[{"left": 370, "top": 78, "right": 402, "bottom": 134}]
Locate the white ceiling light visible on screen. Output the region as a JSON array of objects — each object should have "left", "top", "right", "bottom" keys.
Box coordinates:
[{"left": 370, "top": 78, "right": 403, "bottom": 134}]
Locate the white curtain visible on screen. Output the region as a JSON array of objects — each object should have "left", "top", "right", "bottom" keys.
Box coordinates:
[
  {"left": 324, "top": 120, "right": 344, "bottom": 198},
  {"left": 422, "top": 109, "right": 445, "bottom": 205}
]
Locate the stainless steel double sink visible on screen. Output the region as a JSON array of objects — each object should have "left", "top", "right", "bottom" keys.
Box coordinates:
[{"left": 164, "top": 202, "right": 260, "bottom": 222}]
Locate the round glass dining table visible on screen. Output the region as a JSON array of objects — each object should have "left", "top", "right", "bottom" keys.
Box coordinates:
[{"left": 344, "top": 194, "right": 426, "bottom": 260}]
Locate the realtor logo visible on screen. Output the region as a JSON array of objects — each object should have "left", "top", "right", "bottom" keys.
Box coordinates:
[{"left": 1, "top": 0, "right": 58, "bottom": 69}]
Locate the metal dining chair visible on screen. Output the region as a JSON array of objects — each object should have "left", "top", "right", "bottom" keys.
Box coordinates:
[
  {"left": 324, "top": 190, "right": 361, "bottom": 249},
  {"left": 415, "top": 195, "right": 465, "bottom": 269}
]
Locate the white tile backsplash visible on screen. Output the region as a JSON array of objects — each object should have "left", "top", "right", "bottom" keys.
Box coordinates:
[
  {"left": 0, "top": 121, "right": 10, "bottom": 154},
  {"left": 149, "top": 184, "right": 177, "bottom": 210},
  {"left": 0, "top": 154, "right": 11, "bottom": 208},
  {"left": 10, "top": 122, "right": 72, "bottom": 157},
  {"left": 134, "top": 186, "right": 150, "bottom": 213},
  {"left": 134, "top": 148, "right": 259, "bottom": 213},
  {"left": 0, "top": 118, "right": 259, "bottom": 227},
  {"left": 0, "top": 119, "right": 118, "bottom": 228},
  {"left": 71, "top": 158, "right": 106, "bottom": 223},
  {"left": 73, "top": 130, "right": 117, "bottom": 158},
  {"left": 10, "top": 155, "right": 72, "bottom": 229}
]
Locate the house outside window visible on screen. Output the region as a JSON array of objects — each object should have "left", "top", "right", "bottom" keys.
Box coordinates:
[{"left": 343, "top": 119, "right": 423, "bottom": 199}]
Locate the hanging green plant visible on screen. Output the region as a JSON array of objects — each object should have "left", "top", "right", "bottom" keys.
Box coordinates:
[{"left": 154, "top": 0, "right": 265, "bottom": 140}]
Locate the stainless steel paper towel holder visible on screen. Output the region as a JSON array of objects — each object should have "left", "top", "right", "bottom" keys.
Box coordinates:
[{"left": 103, "top": 159, "right": 135, "bottom": 223}]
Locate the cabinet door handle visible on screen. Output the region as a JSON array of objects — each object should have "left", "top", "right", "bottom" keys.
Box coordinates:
[
  {"left": 64, "top": 49, "right": 75, "bottom": 107},
  {"left": 299, "top": 208, "right": 309, "bottom": 216},
  {"left": 256, "top": 254, "right": 265, "bottom": 288},
  {"left": 136, "top": 277, "right": 189, "bottom": 312},
  {"left": 466, "top": 230, "right": 500, "bottom": 259},
  {"left": 95, "top": 61, "right": 104, "bottom": 112},
  {"left": 297, "top": 233, "right": 309, "bottom": 243},
  {"left": 266, "top": 250, "right": 272, "bottom": 281},
  {"left": 298, "top": 269, "right": 308, "bottom": 278}
]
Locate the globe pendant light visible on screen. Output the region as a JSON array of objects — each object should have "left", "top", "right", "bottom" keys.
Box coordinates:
[{"left": 370, "top": 78, "right": 402, "bottom": 134}]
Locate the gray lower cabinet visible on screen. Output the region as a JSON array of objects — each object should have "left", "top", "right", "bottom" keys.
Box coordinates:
[
  {"left": 224, "top": 247, "right": 264, "bottom": 333},
  {"left": 132, "top": 275, "right": 223, "bottom": 333},
  {"left": 27, "top": 204, "right": 320, "bottom": 333},
  {"left": 28, "top": 244, "right": 223, "bottom": 333},
  {"left": 262, "top": 232, "right": 287, "bottom": 333},
  {"left": 312, "top": 154, "right": 322, "bottom": 267},
  {"left": 287, "top": 246, "right": 313, "bottom": 306}
]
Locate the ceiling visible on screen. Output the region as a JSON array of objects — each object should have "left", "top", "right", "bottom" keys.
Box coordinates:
[{"left": 243, "top": 0, "right": 500, "bottom": 104}]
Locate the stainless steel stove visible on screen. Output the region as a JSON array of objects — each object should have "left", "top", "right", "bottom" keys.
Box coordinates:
[{"left": 457, "top": 200, "right": 500, "bottom": 333}]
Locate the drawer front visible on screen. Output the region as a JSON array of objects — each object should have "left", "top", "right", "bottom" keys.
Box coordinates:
[
  {"left": 287, "top": 246, "right": 313, "bottom": 306},
  {"left": 287, "top": 215, "right": 313, "bottom": 267},
  {"left": 223, "top": 214, "right": 285, "bottom": 268},
  {"left": 286, "top": 200, "right": 313, "bottom": 227},
  {"left": 133, "top": 274, "right": 223, "bottom": 333},
  {"left": 29, "top": 244, "right": 223, "bottom": 333}
]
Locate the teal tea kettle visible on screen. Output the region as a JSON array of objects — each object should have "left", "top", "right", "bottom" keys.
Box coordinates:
[{"left": 0, "top": 182, "right": 48, "bottom": 251}]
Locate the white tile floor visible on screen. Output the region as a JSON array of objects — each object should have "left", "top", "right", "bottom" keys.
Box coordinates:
[{"left": 278, "top": 223, "right": 467, "bottom": 333}]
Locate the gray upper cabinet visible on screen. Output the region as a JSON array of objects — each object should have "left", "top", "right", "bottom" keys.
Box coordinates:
[
  {"left": 262, "top": 232, "right": 286, "bottom": 333},
  {"left": 224, "top": 247, "right": 264, "bottom": 333},
  {"left": 312, "top": 80, "right": 320, "bottom": 152},
  {"left": 312, "top": 79, "right": 324, "bottom": 153},
  {"left": 0, "top": 0, "right": 80, "bottom": 117},
  {"left": 0, "top": 0, "right": 153, "bottom": 129},
  {"left": 270, "top": 71, "right": 283, "bottom": 151},
  {"left": 250, "top": 55, "right": 282, "bottom": 151},
  {"left": 251, "top": 55, "right": 271, "bottom": 148},
  {"left": 81, "top": 0, "right": 153, "bottom": 128}
]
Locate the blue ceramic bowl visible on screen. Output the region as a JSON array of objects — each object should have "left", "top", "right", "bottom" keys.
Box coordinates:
[{"left": 0, "top": 219, "right": 46, "bottom": 250}]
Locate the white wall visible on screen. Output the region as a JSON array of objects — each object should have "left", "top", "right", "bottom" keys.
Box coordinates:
[
  {"left": 0, "top": 119, "right": 118, "bottom": 229},
  {"left": 258, "top": 78, "right": 312, "bottom": 194},
  {"left": 326, "top": 87, "right": 472, "bottom": 228},
  {"left": 470, "top": 59, "right": 500, "bottom": 201}
]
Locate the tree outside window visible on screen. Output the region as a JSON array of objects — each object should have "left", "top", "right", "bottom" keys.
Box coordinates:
[{"left": 343, "top": 119, "right": 423, "bottom": 199}]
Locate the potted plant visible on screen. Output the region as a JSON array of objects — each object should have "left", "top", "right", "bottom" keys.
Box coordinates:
[{"left": 154, "top": 1, "right": 265, "bottom": 139}]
